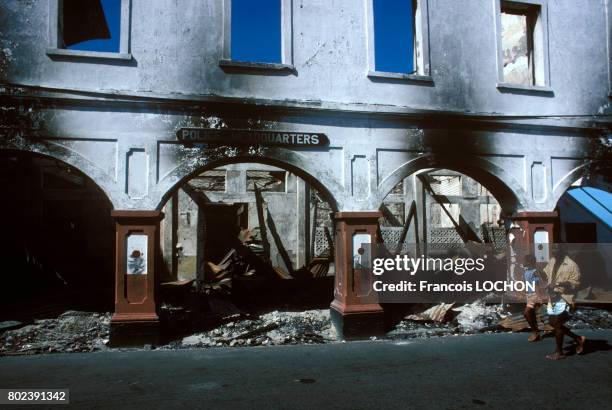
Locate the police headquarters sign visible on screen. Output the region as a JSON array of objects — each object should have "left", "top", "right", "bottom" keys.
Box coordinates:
[{"left": 178, "top": 128, "right": 329, "bottom": 147}]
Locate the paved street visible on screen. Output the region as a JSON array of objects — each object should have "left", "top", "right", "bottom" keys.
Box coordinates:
[{"left": 1, "top": 330, "right": 611, "bottom": 409}]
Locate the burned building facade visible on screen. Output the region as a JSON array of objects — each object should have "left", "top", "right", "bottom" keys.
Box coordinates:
[{"left": 0, "top": 0, "right": 610, "bottom": 340}]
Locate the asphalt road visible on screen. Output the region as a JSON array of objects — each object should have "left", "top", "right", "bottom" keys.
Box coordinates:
[{"left": 1, "top": 330, "right": 611, "bottom": 410}]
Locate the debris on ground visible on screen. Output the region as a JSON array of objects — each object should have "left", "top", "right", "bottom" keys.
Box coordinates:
[
  {"left": 452, "top": 301, "right": 509, "bottom": 332},
  {"left": 0, "top": 311, "right": 110, "bottom": 355},
  {"left": 389, "top": 300, "right": 510, "bottom": 339},
  {"left": 1, "top": 304, "right": 610, "bottom": 355},
  {"left": 391, "top": 299, "right": 612, "bottom": 340},
  {"left": 173, "top": 309, "right": 335, "bottom": 348},
  {"left": 498, "top": 311, "right": 554, "bottom": 332},
  {"left": 389, "top": 320, "right": 462, "bottom": 339},
  {"left": 495, "top": 307, "right": 612, "bottom": 332},
  {"left": 566, "top": 308, "right": 612, "bottom": 329},
  {"left": 0, "top": 321, "right": 23, "bottom": 333},
  {"left": 405, "top": 303, "right": 456, "bottom": 323}
]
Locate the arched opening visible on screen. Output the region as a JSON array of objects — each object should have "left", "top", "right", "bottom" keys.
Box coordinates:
[
  {"left": 377, "top": 167, "right": 515, "bottom": 332},
  {"left": 555, "top": 169, "right": 611, "bottom": 244},
  {"left": 0, "top": 150, "right": 115, "bottom": 324},
  {"left": 378, "top": 167, "right": 510, "bottom": 252},
  {"left": 376, "top": 154, "right": 525, "bottom": 216},
  {"left": 156, "top": 157, "right": 338, "bottom": 336}
]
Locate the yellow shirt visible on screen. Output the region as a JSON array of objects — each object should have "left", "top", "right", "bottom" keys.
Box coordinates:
[{"left": 543, "top": 255, "right": 581, "bottom": 305}]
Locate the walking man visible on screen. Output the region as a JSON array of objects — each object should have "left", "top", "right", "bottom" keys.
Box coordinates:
[
  {"left": 522, "top": 254, "right": 547, "bottom": 342},
  {"left": 543, "top": 249, "right": 586, "bottom": 360}
]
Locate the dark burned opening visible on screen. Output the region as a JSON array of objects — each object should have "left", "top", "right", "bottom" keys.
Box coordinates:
[
  {"left": 500, "top": 0, "right": 542, "bottom": 86},
  {"left": 61, "top": 0, "right": 120, "bottom": 52},
  {"left": 158, "top": 162, "right": 337, "bottom": 338},
  {"left": 0, "top": 152, "right": 115, "bottom": 323}
]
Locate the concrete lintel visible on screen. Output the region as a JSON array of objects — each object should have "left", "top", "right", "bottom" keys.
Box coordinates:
[
  {"left": 512, "top": 210, "right": 558, "bottom": 220},
  {"left": 219, "top": 59, "right": 296, "bottom": 73},
  {"left": 111, "top": 210, "right": 164, "bottom": 221},
  {"left": 367, "top": 71, "right": 434, "bottom": 84},
  {"left": 334, "top": 211, "right": 382, "bottom": 221},
  {"left": 496, "top": 82, "right": 554, "bottom": 95},
  {"left": 46, "top": 48, "right": 133, "bottom": 61}
]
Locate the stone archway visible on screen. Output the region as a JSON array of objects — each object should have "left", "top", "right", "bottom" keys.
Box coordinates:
[
  {"left": 550, "top": 160, "right": 611, "bottom": 211},
  {"left": 374, "top": 153, "right": 528, "bottom": 214},
  {"left": 110, "top": 145, "right": 352, "bottom": 343},
  {"left": 0, "top": 140, "right": 124, "bottom": 209},
  {"left": 152, "top": 146, "right": 346, "bottom": 212},
  {"left": 154, "top": 154, "right": 340, "bottom": 290}
]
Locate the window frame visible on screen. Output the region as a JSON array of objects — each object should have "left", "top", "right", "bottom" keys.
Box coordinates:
[
  {"left": 46, "top": 0, "right": 132, "bottom": 61},
  {"left": 246, "top": 170, "right": 288, "bottom": 194},
  {"left": 366, "top": 0, "right": 432, "bottom": 83},
  {"left": 606, "top": 0, "right": 612, "bottom": 98},
  {"left": 494, "top": 0, "right": 552, "bottom": 94},
  {"left": 219, "top": 0, "right": 294, "bottom": 72}
]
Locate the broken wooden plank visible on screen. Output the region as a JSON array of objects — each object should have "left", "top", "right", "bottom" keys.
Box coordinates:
[
  {"left": 395, "top": 201, "right": 416, "bottom": 253},
  {"left": 310, "top": 258, "right": 330, "bottom": 278},
  {"left": 273, "top": 266, "right": 293, "bottom": 280},
  {"left": 405, "top": 303, "right": 456, "bottom": 323},
  {"left": 232, "top": 323, "right": 279, "bottom": 340},
  {"left": 498, "top": 311, "right": 554, "bottom": 332},
  {"left": 160, "top": 279, "right": 194, "bottom": 301}
]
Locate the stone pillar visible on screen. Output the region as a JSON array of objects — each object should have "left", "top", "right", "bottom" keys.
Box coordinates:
[
  {"left": 510, "top": 211, "right": 557, "bottom": 264},
  {"left": 110, "top": 210, "right": 164, "bottom": 346},
  {"left": 330, "top": 211, "right": 385, "bottom": 339}
]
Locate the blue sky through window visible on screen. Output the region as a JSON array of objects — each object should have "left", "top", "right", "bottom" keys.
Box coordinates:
[
  {"left": 231, "top": 0, "right": 281, "bottom": 63},
  {"left": 67, "top": 0, "right": 121, "bottom": 53},
  {"left": 374, "top": 0, "right": 415, "bottom": 73}
]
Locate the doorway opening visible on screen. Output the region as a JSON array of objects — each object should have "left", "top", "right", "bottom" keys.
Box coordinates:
[{"left": 0, "top": 152, "right": 114, "bottom": 323}]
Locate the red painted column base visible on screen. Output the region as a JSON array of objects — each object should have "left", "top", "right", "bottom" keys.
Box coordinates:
[
  {"left": 330, "top": 300, "right": 385, "bottom": 340},
  {"left": 109, "top": 210, "right": 163, "bottom": 347},
  {"left": 330, "top": 211, "right": 385, "bottom": 340}
]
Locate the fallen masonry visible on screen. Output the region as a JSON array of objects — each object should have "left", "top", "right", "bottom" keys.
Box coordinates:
[
  {"left": 173, "top": 310, "right": 336, "bottom": 349},
  {"left": 0, "top": 311, "right": 111, "bottom": 355},
  {"left": 1, "top": 306, "right": 611, "bottom": 355}
]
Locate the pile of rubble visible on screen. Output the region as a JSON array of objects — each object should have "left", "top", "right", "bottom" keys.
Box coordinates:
[
  {"left": 389, "top": 301, "right": 509, "bottom": 339},
  {"left": 390, "top": 320, "right": 461, "bottom": 339},
  {"left": 567, "top": 308, "right": 612, "bottom": 330},
  {"left": 389, "top": 302, "right": 612, "bottom": 339},
  {"left": 0, "top": 311, "right": 110, "bottom": 355},
  {"left": 172, "top": 309, "right": 335, "bottom": 349},
  {"left": 1, "top": 304, "right": 611, "bottom": 355},
  {"left": 197, "top": 229, "right": 331, "bottom": 297}
]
